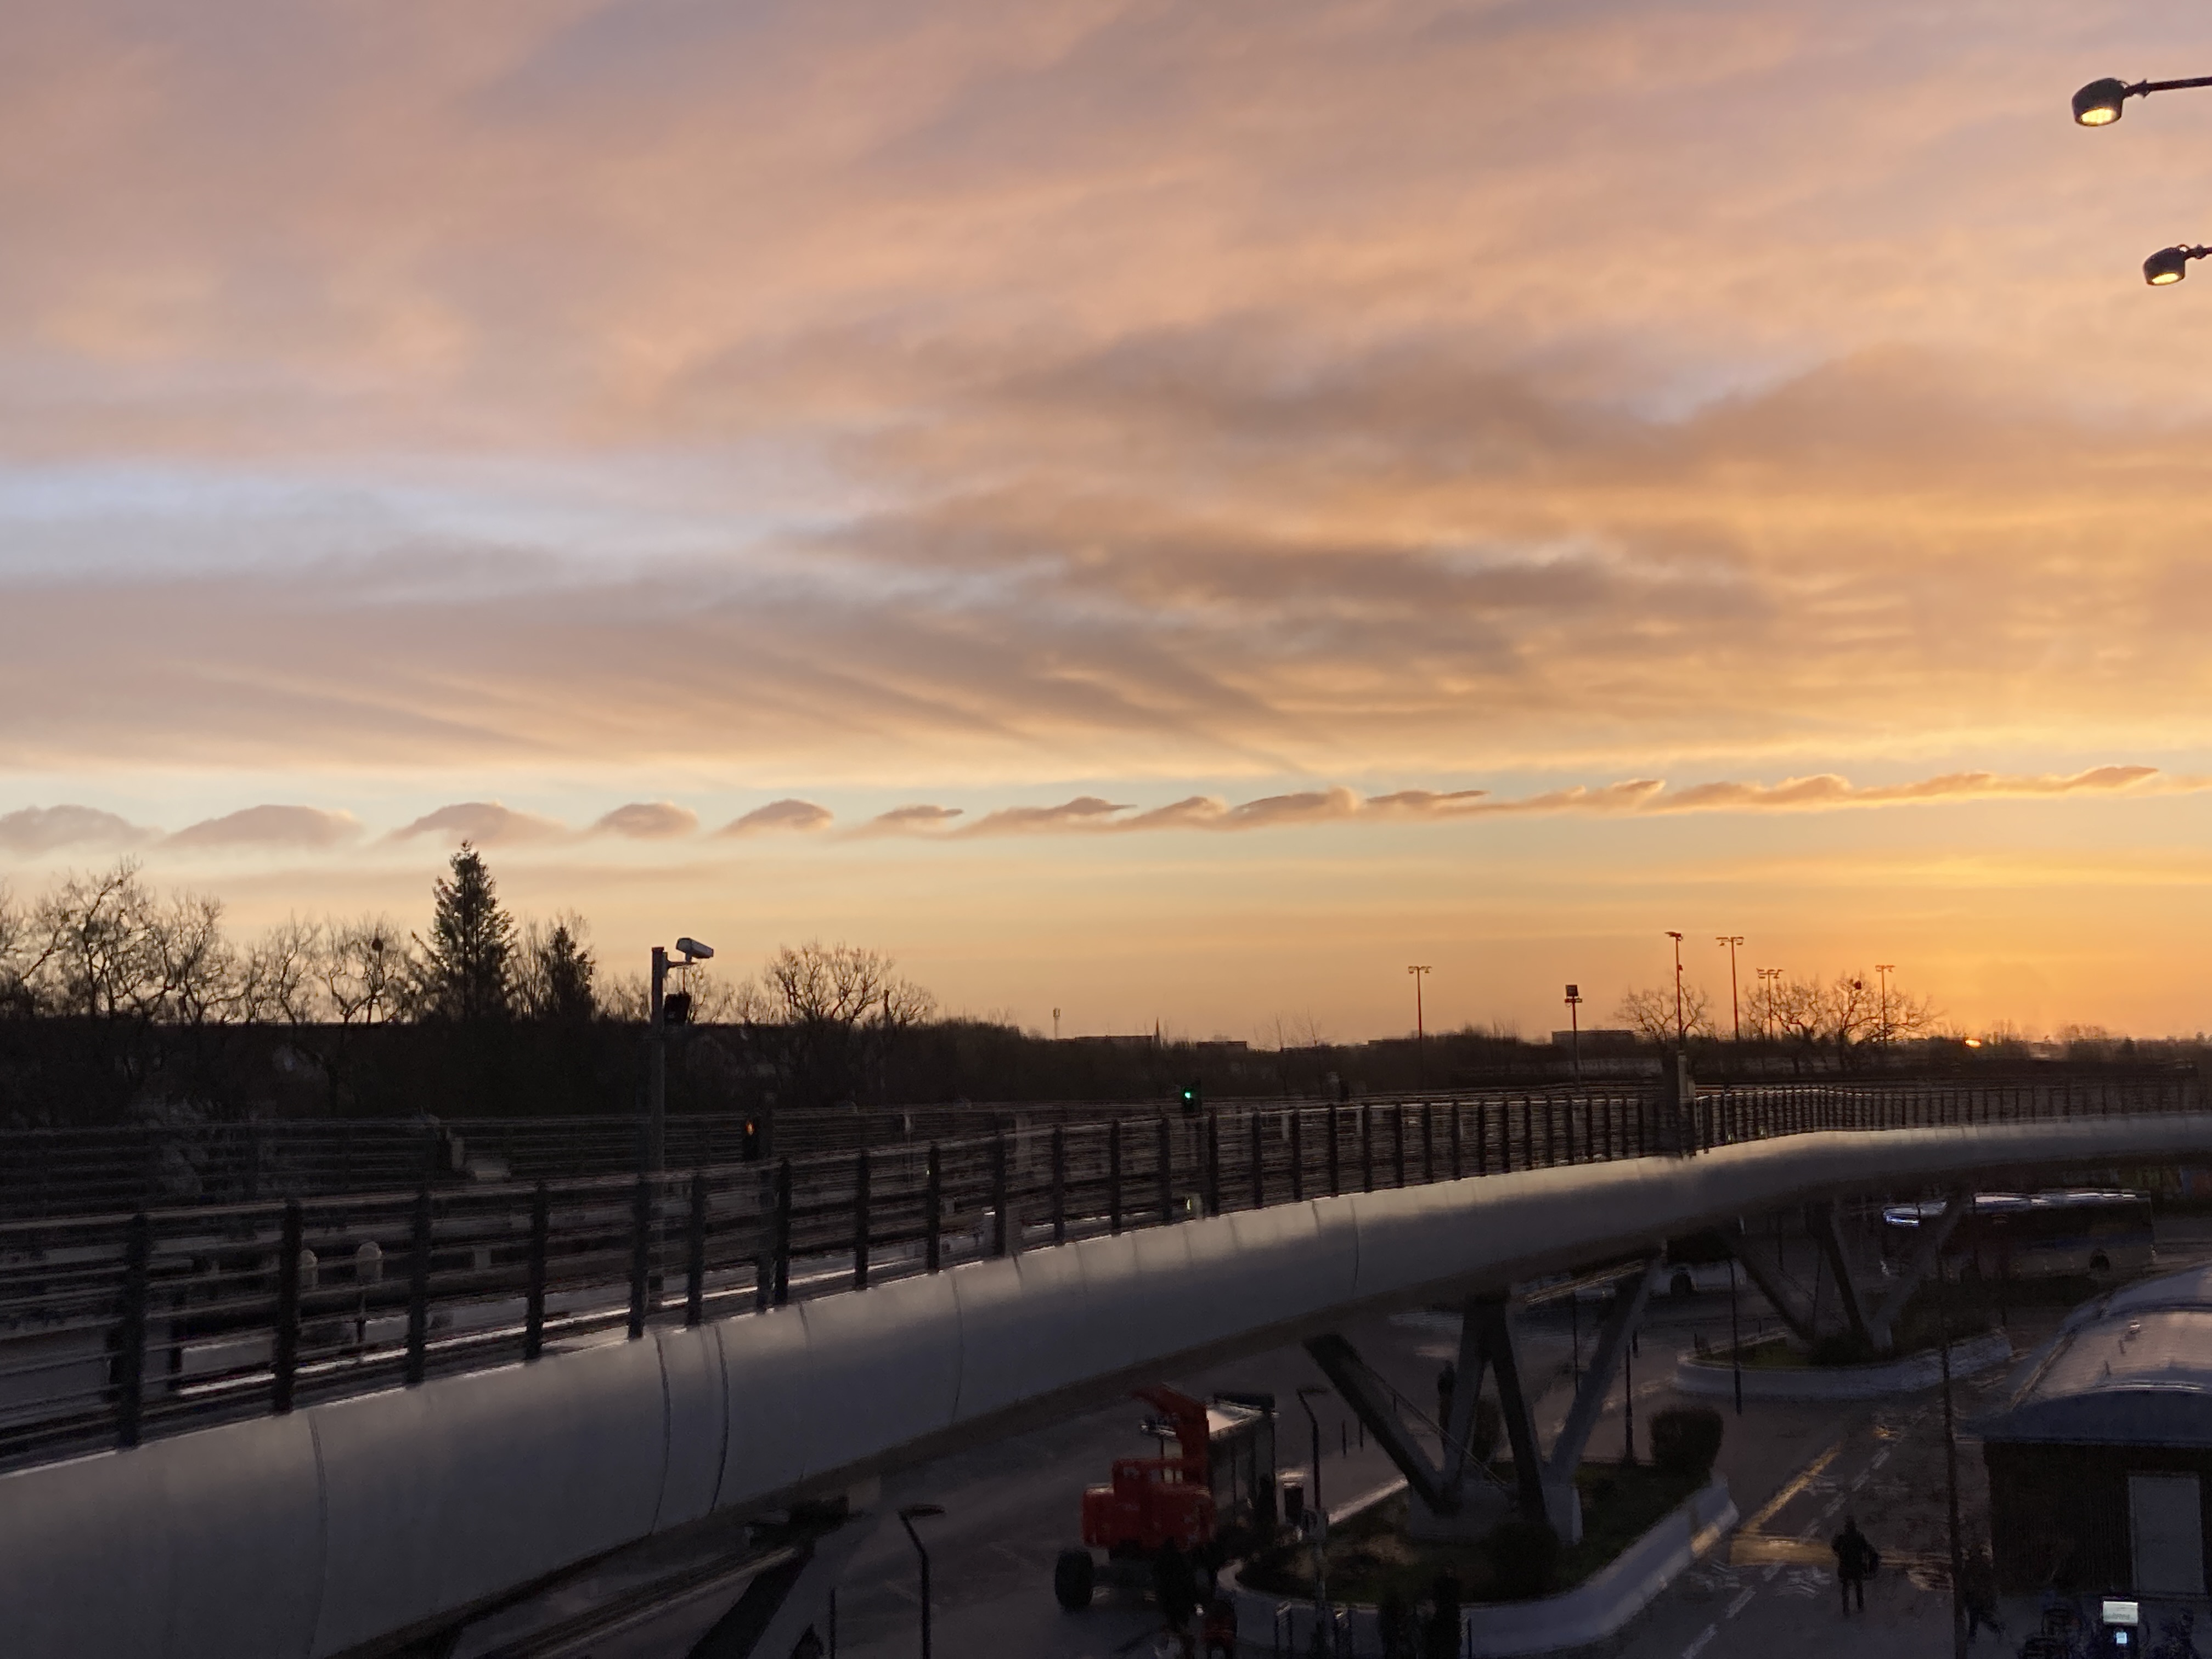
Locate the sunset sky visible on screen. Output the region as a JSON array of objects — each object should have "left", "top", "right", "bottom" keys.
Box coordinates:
[{"left": 10, "top": 1, "right": 2212, "bottom": 1040}]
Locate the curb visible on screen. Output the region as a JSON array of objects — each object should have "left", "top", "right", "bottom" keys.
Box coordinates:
[
  {"left": 1229, "top": 1476, "right": 1735, "bottom": 1656},
  {"left": 1673, "top": 1330, "right": 2013, "bottom": 1401}
]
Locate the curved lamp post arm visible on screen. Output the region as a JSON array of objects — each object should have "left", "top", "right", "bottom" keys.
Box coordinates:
[{"left": 2075, "top": 74, "right": 2212, "bottom": 125}]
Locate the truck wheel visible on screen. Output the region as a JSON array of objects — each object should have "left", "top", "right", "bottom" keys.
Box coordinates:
[{"left": 1055, "top": 1548, "right": 1096, "bottom": 1611}]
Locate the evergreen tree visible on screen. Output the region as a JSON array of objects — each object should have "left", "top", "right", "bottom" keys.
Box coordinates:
[
  {"left": 417, "top": 844, "right": 516, "bottom": 1021},
  {"left": 524, "top": 918, "right": 597, "bottom": 1023}
]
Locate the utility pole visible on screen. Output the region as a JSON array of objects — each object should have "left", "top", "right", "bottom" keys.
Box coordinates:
[
  {"left": 1564, "top": 984, "right": 1583, "bottom": 1082},
  {"left": 1716, "top": 936, "right": 1743, "bottom": 1043},
  {"left": 1053, "top": 1006, "right": 1061, "bottom": 1041},
  {"left": 1665, "top": 932, "right": 1686, "bottom": 1047},
  {"left": 1875, "top": 964, "right": 1895, "bottom": 1046},
  {"left": 1407, "top": 966, "right": 1431, "bottom": 1081}
]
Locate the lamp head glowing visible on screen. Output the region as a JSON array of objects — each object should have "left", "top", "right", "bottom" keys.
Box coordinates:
[
  {"left": 2074, "top": 77, "right": 2131, "bottom": 125},
  {"left": 2145, "top": 245, "right": 2196, "bottom": 285}
]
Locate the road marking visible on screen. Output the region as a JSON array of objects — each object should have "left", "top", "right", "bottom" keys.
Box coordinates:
[
  {"left": 1763, "top": 1564, "right": 1783, "bottom": 1582},
  {"left": 1682, "top": 1623, "right": 1718, "bottom": 1659},
  {"left": 1726, "top": 1588, "right": 1757, "bottom": 1619},
  {"left": 1849, "top": 1470, "right": 1869, "bottom": 1491},
  {"left": 1740, "top": 1440, "right": 1845, "bottom": 1534},
  {"left": 1870, "top": 1448, "right": 1891, "bottom": 1469}
]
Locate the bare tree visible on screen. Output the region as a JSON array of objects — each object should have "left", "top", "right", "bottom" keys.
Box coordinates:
[
  {"left": 738, "top": 942, "right": 937, "bottom": 1110},
  {"left": 1615, "top": 984, "right": 1714, "bottom": 1045},
  {"left": 317, "top": 918, "right": 408, "bottom": 1026}
]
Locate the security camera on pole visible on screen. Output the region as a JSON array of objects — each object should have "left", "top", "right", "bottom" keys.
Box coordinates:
[{"left": 647, "top": 935, "right": 714, "bottom": 1175}]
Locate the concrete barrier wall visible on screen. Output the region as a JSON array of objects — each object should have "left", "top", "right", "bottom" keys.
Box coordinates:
[{"left": 4, "top": 1112, "right": 2208, "bottom": 1659}]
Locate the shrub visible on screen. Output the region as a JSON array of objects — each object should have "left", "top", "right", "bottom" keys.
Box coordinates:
[
  {"left": 1484, "top": 1517, "right": 1560, "bottom": 1600},
  {"left": 1649, "top": 1405, "right": 1725, "bottom": 1479}
]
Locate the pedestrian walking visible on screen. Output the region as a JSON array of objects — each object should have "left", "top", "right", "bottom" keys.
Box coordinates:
[
  {"left": 1961, "top": 1547, "right": 2006, "bottom": 1646},
  {"left": 1831, "top": 1516, "right": 1880, "bottom": 1615}
]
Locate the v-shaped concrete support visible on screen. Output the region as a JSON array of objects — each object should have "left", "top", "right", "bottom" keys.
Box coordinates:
[
  {"left": 1545, "top": 1262, "right": 1656, "bottom": 1485},
  {"left": 1810, "top": 1201, "right": 1871, "bottom": 1346},
  {"left": 1867, "top": 1187, "right": 1971, "bottom": 1353}
]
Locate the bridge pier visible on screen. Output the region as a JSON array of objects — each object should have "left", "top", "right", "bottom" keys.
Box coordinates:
[{"left": 1304, "top": 1264, "right": 1658, "bottom": 1545}]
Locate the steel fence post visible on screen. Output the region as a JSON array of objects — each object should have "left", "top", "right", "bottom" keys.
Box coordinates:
[
  {"left": 687, "top": 1169, "right": 709, "bottom": 1323},
  {"left": 629, "top": 1173, "right": 652, "bottom": 1339},
  {"left": 273, "top": 1199, "right": 303, "bottom": 1414},
  {"left": 854, "top": 1150, "right": 872, "bottom": 1289},
  {"left": 114, "top": 1211, "right": 150, "bottom": 1448},
  {"left": 405, "top": 1182, "right": 432, "bottom": 1386},
  {"left": 526, "top": 1181, "right": 549, "bottom": 1358},
  {"left": 991, "top": 1134, "right": 1010, "bottom": 1256},
  {"left": 773, "top": 1159, "right": 793, "bottom": 1305},
  {"left": 1107, "top": 1121, "right": 1122, "bottom": 1235},
  {"left": 925, "top": 1144, "right": 943, "bottom": 1270}
]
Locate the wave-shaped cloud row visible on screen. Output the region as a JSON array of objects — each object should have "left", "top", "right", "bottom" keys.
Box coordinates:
[{"left": 0, "top": 766, "right": 2174, "bottom": 858}]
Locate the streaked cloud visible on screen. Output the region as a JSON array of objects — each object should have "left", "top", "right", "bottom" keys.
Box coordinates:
[
  {"left": 390, "top": 802, "right": 565, "bottom": 847},
  {"left": 857, "top": 804, "right": 965, "bottom": 837},
  {"left": 719, "top": 798, "right": 834, "bottom": 836},
  {"left": 165, "top": 804, "right": 361, "bottom": 850},
  {"left": 592, "top": 801, "right": 698, "bottom": 839},
  {"left": 958, "top": 795, "right": 1131, "bottom": 836},
  {"left": 0, "top": 804, "right": 157, "bottom": 855},
  {"left": 893, "top": 767, "right": 2177, "bottom": 838}
]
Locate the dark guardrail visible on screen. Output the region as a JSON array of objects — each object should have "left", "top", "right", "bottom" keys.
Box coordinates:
[{"left": 0, "top": 1074, "right": 2193, "bottom": 1476}]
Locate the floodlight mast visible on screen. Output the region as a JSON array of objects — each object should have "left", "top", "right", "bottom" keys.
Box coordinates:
[{"left": 2073, "top": 73, "right": 2212, "bottom": 126}]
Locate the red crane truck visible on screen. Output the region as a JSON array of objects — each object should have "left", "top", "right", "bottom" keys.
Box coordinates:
[{"left": 1054, "top": 1386, "right": 1275, "bottom": 1611}]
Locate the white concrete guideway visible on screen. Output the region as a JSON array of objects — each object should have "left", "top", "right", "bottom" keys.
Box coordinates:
[{"left": 6, "top": 1111, "right": 2211, "bottom": 1659}]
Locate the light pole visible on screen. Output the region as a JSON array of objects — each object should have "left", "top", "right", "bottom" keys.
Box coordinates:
[
  {"left": 646, "top": 936, "right": 714, "bottom": 1174},
  {"left": 1716, "top": 936, "right": 1743, "bottom": 1044},
  {"left": 1875, "top": 964, "right": 1895, "bottom": 1045},
  {"left": 1053, "top": 1006, "right": 1061, "bottom": 1041},
  {"left": 1757, "top": 967, "right": 1782, "bottom": 1041},
  {"left": 2073, "top": 72, "right": 2212, "bottom": 126},
  {"left": 1297, "top": 1384, "right": 1329, "bottom": 1518},
  {"left": 899, "top": 1502, "right": 946, "bottom": 1659},
  {"left": 1564, "top": 984, "right": 1583, "bottom": 1082},
  {"left": 1664, "top": 932, "right": 1685, "bottom": 1048}
]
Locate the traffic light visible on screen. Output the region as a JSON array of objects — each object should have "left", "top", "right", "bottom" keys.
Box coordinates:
[
  {"left": 1180, "top": 1081, "right": 1203, "bottom": 1116},
  {"left": 663, "top": 990, "right": 693, "bottom": 1026}
]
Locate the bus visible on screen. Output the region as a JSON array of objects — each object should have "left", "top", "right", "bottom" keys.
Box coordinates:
[{"left": 1880, "top": 1189, "right": 2154, "bottom": 1281}]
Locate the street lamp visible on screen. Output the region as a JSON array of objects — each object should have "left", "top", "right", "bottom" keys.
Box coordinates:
[
  {"left": 899, "top": 1503, "right": 946, "bottom": 1659},
  {"left": 1715, "top": 936, "right": 1743, "bottom": 1045},
  {"left": 2145, "top": 244, "right": 2210, "bottom": 285},
  {"left": 1875, "top": 963, "right": 1895, "bottom": 1045},
  {"left": 647, "top": 936, "right": 714, "bottom": 1175},
  {"left": 1664, "top": 932, "right": 1685, "bottom": 1047},
  {"left": 1564, "top": 984, "right": 1583, "bottom": 1082},
  {"left": 2073, "top": 72, "right": 2212, "bottom": 126},
  {"left": 1756, "top": 967, "right": 1782, "bottom": 1042}
]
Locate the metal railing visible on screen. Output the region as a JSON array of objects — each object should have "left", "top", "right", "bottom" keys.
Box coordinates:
[
  {"left": 0, "top": 1074, "right": 2193, "bottom": 1475},
  {"left": 0, "top": 1088, "right": 1599, "bottom": 1221}
]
